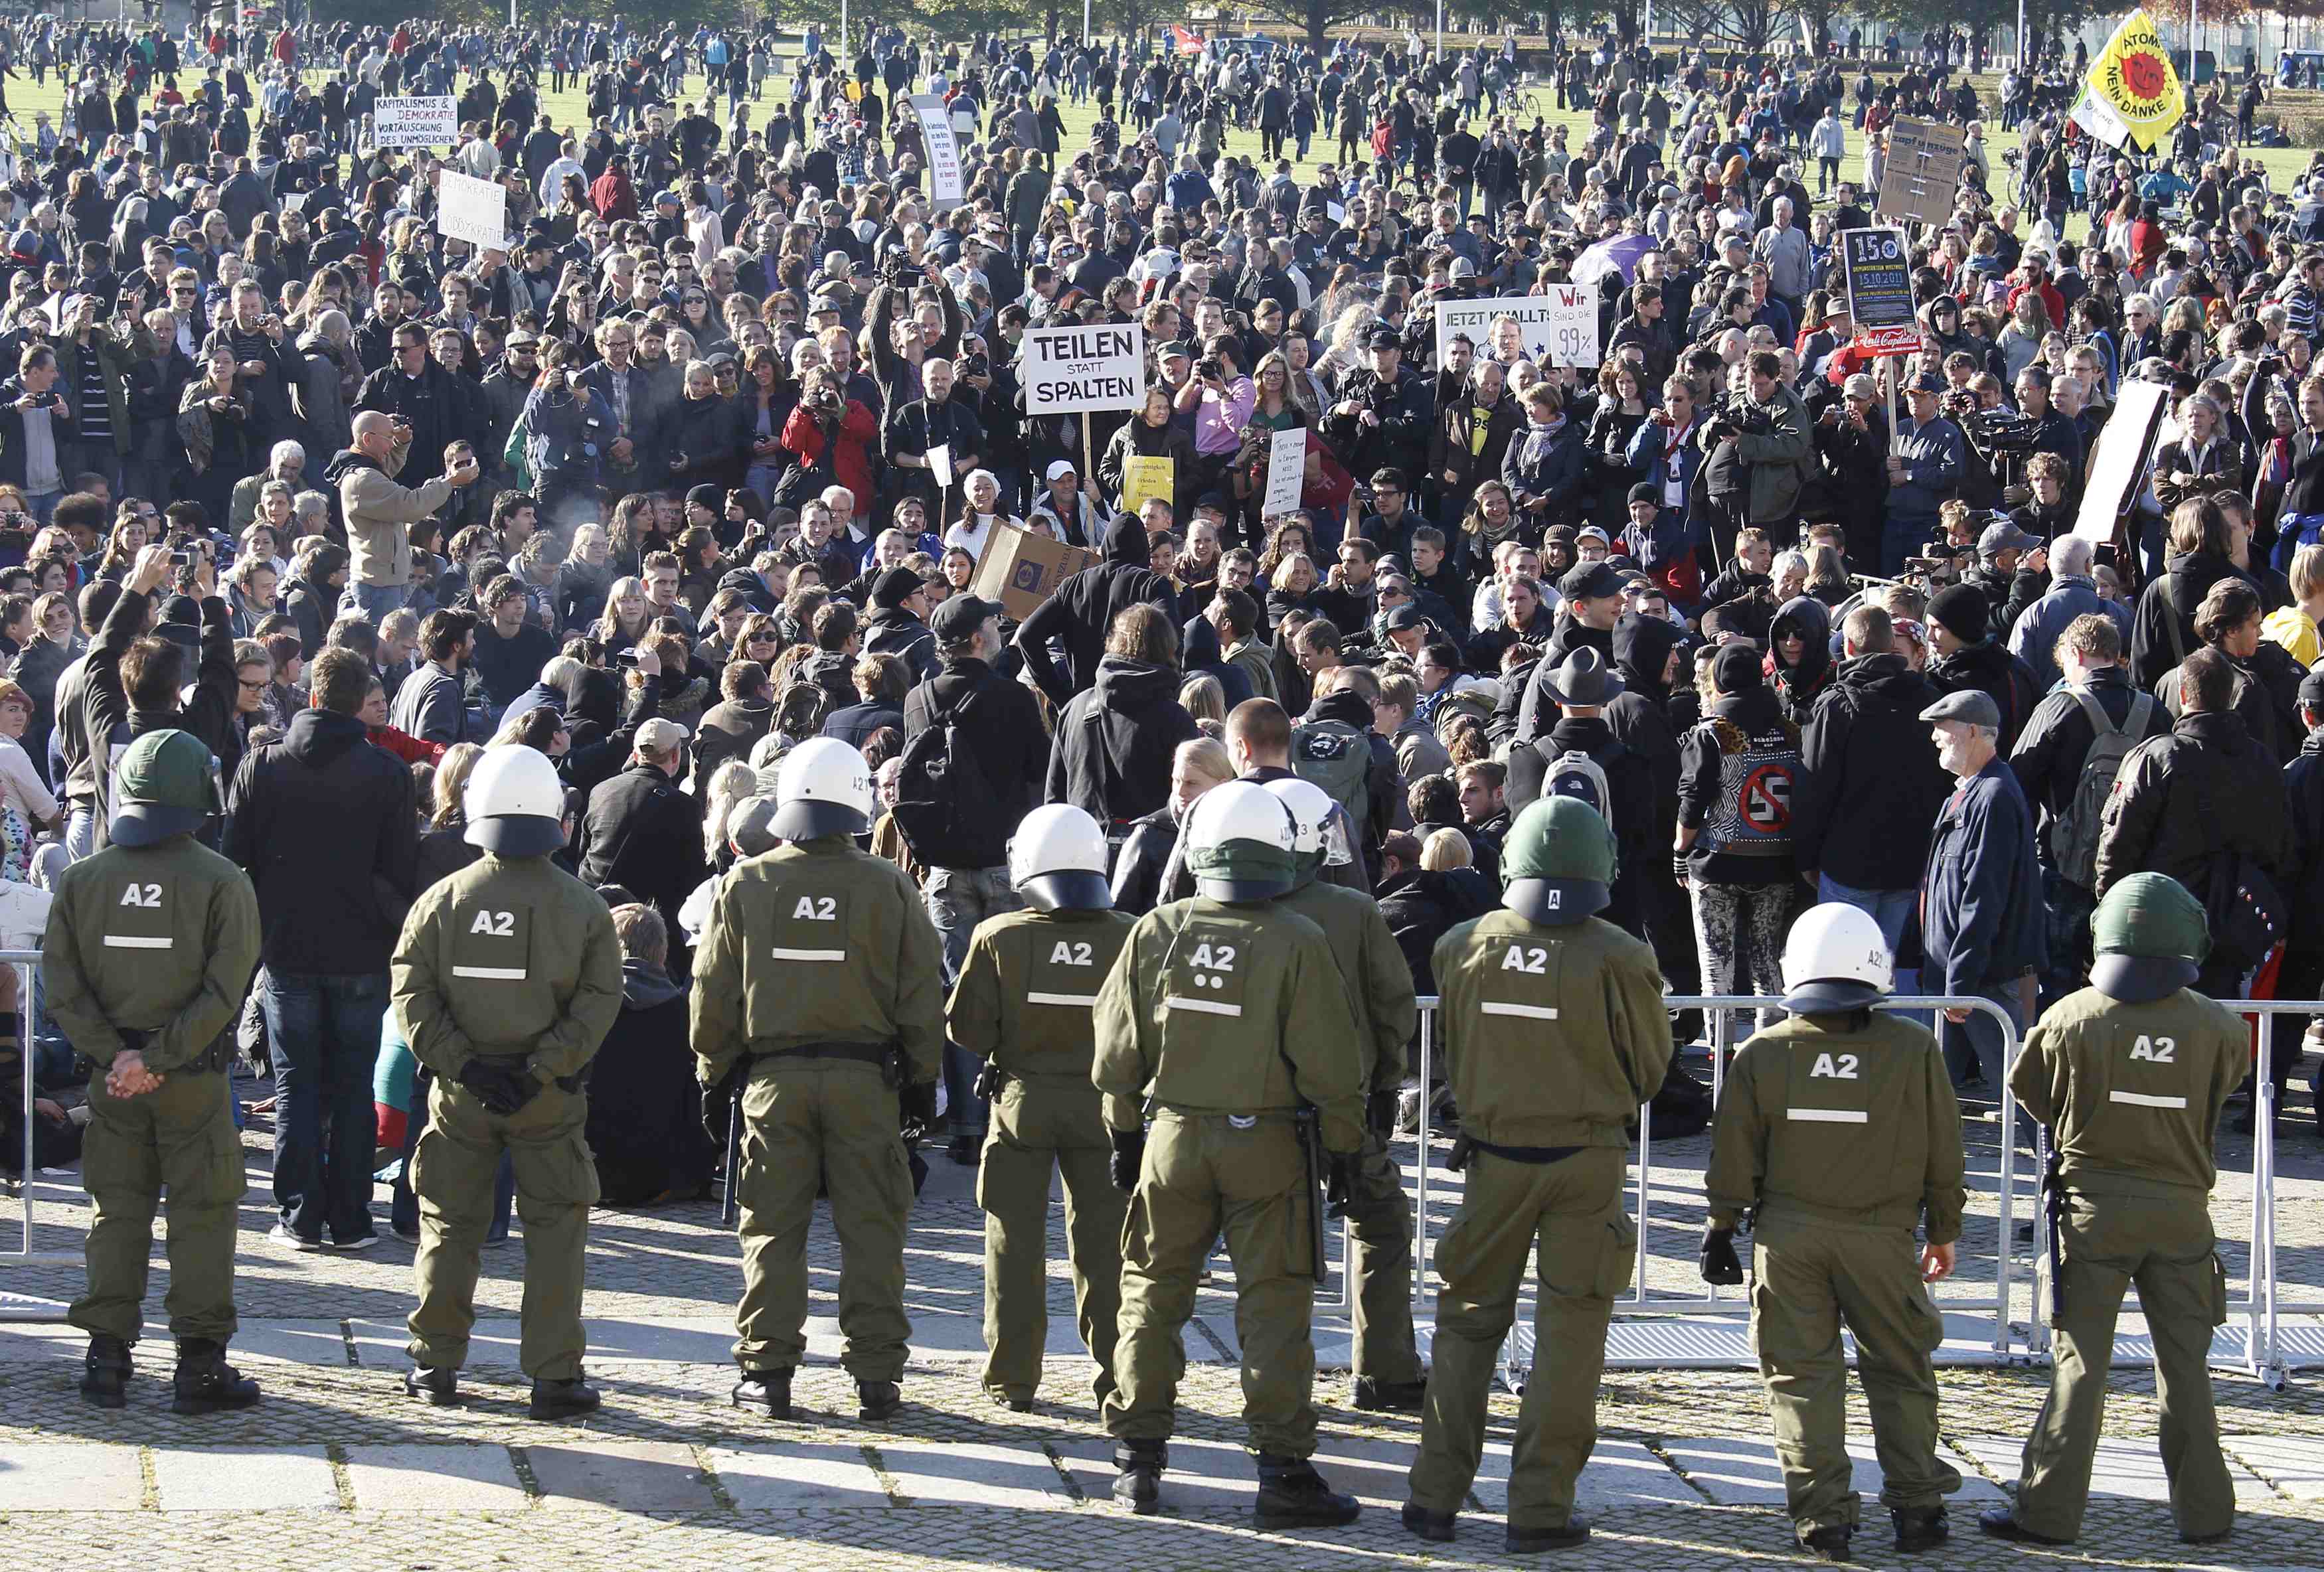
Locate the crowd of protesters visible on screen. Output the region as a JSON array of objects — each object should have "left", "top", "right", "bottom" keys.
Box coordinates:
[{"left": 1, "top": 7, "right": 2323, "bottom": 1202}]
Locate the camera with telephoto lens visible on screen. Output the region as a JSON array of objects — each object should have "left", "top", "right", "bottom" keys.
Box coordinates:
[
  {"left": 1706, "top": 391, "right": 1772, "bottom": 442},
  {"left": 1965, "top": 404, "right": 2043, "bottom": 453}
]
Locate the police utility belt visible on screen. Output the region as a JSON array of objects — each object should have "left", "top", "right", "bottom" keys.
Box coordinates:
[
  {"left": 1446, "top": 1131, "right": 1582, "bottom": 1170},
  {"left": 76, "top": 1027, "right": 231, "bottom": 1079},
  {"left": 754, "top": 1040, "right": 906, "bottom": 1087}
]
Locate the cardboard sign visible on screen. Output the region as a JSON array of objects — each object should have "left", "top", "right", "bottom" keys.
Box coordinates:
[
  {"left": 1434, "top": 287, "right": 1597, "bottom": 369},
  {"left": 374, "top": 94, "right": 457, "bottom": 149},
  {"left": 1023, "top": 323, "right": 1147, "bottom": 415},
  {"left": 436, "top": 169, "right": 507, "bottom": 251},
  {"left": 1875, "top": 116, "right": 1965, "bottom": 230},
  {"left": 2070, "top": 378, "right": 2171, "bottom": 544},
  {"left": 1121, "top": 455, "right": 1173, "bottom": 519},
  {"left": 910, "top": 94, "right": 964, "bottom": 210},
  {"left": 1263, "top": 428, "right": 1307, "bottom": 517},
  {"left": 1839, "top": 227, "right": 1918, "bottom": 356},
  {"left": 971, "top": 521, "right": 1100, "bottom": 621}
]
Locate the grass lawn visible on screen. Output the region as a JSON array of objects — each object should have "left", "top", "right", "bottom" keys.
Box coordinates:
[{"left": 11, "top": 51, "right": 2314, "bottom": 251}]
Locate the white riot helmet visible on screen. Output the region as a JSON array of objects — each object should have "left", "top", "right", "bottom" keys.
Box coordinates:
[
  {"left": 1184, "top": 779, "right": 1299, "bottom": 902},
  {"left": 1262, "top": 776, "right": 1335, "bottom": 886},
  {"left": 1009, "top": 803, "right": 1114, "bottom": 912},
  {"left": 770, "top": 736, "right": 874, "bottom": 840},
  {"left": 463, "top": 744, "right": 567, "bottom": 857},
  {"left": 1780, "top": 903, "right": 1894, "bottom": 1014}
]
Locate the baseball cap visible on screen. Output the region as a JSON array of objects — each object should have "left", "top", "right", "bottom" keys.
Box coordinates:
[
  {"left": 1045, "top": 459, "right": 1078, "bottom": 481},
  {"left": 1366, "top": 325, "right": 1401, "bottom": 350},
  {"left": 1559, "top": 562, "right": 1627, "bottom": 603},
  {"left": 1977, "top": 519, "right": 2042, "bottom": 558},
  {"left": 1383, "top": 603, "right": 1426, "bottom": 631},
  {"left": 1909, "top": 370, "right": 1946, "bottom": 393},
  {"left": 930, "top": 593, "right": 1004, "bottom": 641},
  {"left": 634, "top": 718, "right": 689, "bottom": 755}
]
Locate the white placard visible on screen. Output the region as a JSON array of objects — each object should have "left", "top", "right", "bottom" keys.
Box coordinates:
[
  {"left": 436, "top": 168, "right": 507, "bottom": 251},
  {"left": 911, "top": 94, "right": 965, "bottom": 212},
  {"left": 1263, "top": 428, "right": 1307, "bottom": 516},
  {"left": 374, "top": 95, "right": 458, "bottom": 149},
  {"left": 928, "top": 443, "right": 955, "bottom": 489},
  {"left": 1021, "top": 322, "right": 1147, "bottom": 415},
  {"left": 1434, "top": 287, "right": 1598, "bottom": 368}
]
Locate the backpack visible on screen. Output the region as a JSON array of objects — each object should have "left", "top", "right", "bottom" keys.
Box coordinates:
[
  {"left": 2205, "top": 850, "right": 2288, "bottom": 974},
  {"left": 2049, "top": 690, "right": 2153, "bottom": 890},
  {"left": 773, "top": 676, "right": 832, "bottom": 742},
  {"left": 891, "top": 680, "right": 996, "bottom": 868},
  {"left": 1291, "top": 718, "right": 1371, "bottom": 832},
  {"left": 1540, "top": 749, "right": 1611, "bottom": 817}
]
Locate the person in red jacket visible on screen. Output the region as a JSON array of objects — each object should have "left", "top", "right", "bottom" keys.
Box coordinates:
[
  {"left": 779, "top": 366, "right": 879, "bottom": 506},
  {"left": 589, "top": 155, "right": 639, "bottom": 222}
]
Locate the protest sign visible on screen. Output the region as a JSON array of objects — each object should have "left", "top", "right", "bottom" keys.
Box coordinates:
[
  {"left": 1875, "top": 117, "right": 1965, "bottom": 229},
  {"left": 1434, "top": 287, "right": 1597, "bottom": 368},
  {"left": 374, "top": 96, "right": 457, "bottom": 149},
  {"left": 436, "top": 169, "right": 507, "bottom": 251},
  {"left": 1839, "top": 228, "right": 1918, "bottom": 355},
  {"left": 1121, "top": 455, "right": 1173, "bottom": 518},
  {"left": 911, "top": 94, "right": 965, "bottom": 210},
  {"left": 1263, "top": 428, "right": 1307, "bottom": 516},
  {"left": 1022, "top": 323, "right": 1147, "bottom": 415}
]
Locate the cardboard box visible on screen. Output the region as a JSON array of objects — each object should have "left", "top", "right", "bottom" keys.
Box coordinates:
[{"left": 971, "top": 522, "right": 1100, "bottom": 622}]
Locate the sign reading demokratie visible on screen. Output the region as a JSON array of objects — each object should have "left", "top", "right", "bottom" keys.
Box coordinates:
[
  {"left": 374, "top": 95, "right": 458, "bottom": 149},
  {"left": 436, "top": 169, "right": 508, "bottom": 252},
  {"left": 1875, "top": 116, "right": 1965, "bottom": 230},
  {"left": 1434, "top": 287, "right": 1597, "bottom": 369},
  {"left": 910, "top": 94, "right": 965, "bottom": 211},
  {"left": 1022, "top": 323, "right": 1147, "bottom": 415},
  {"left": 1839, "top": 228, "right": 1918, "bottom": 355}
]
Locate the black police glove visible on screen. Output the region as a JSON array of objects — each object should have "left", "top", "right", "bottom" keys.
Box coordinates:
[
  {"left": 456, "top": 1059, "right": 523, "bottom": 1116},
  {"left": 898, "top": 1079, "right": 939, "bottom": 1136},
  {"left": 1365, "top": 1085, "right": 1398, "bottom": 1138},
  {"left": 1325, "top": 1149, "right": 1360, "bottom": 1220},
  {"left": 699, "top": 1065, "right": 745, "bottom": 1144},
  {"left": 1699, "top": 1223, "right": 1744, "bottom": 1287},
  {"left": 1108, "top": 1127, "right": 1145, "bottom": 1193}
]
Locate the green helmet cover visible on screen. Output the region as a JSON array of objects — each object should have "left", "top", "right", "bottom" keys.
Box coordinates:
[
  {"left": 2088, "top": 872, "right": 2208, "bottom": 1004},
  {"left": 1187, "top": 836, "right": 1300, "bottom": 902},
  {"left": 1500, "top": 797, "right": 1618, "bottom": 925}
]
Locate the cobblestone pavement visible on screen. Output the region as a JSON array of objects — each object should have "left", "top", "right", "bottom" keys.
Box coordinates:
[{"left": 0, "top": 1063, "right": 2321, "bottom": 1570}]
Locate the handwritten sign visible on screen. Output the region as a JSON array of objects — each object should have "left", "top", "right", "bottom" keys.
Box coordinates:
[{"left": 1023, "top": 323, "right": 1147, "bottom": 415}]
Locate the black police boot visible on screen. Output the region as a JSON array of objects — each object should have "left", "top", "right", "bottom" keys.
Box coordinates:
[
  {"left": 1252, "top": 1453, "right": 1362, "bottom": 1530},
  {"left": 1977, "top": 1508, "right": 2072, "bottom": 1545},
  {"left": 1505, "top": 1514, "right": 1592, "bottom": 1552},
  {"left": 730, "top": 1368, "right": 793, "bottom": 1419},
  {"left": 80, "top": 1335, "right": 131, "bottom": 1409},
  {"left": 529, "top": 1375, "right": 602, "bottom": 1420},
  {"left": 1352, "top": 1375, "right": 1428, "bottom": 1412},
  {"left": 1799, "top": 1523, "right": 1853, "bottom": 1561},
  {"left": 171, "top": 1338, "right": 262, "bottom": 1415},
  {"left": 403, "top": 1365, "right": 459, "bottom": 1406},
  {"left": 857, "top": 1379, "right": 901, "bottom": 1420},
  {"left": 1111, "top": 1441, "right": 1165, "bottom": 1515},
  {"left": 1891, "top": 1505, "right": 1949, "bottom": 1552},
  {"left": 1400, "top": 1500, "right": 1457, "bottom": 1542}
]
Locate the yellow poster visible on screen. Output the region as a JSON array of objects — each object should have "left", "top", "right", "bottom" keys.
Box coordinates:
[
  {"left": 2085, "top": 9, "right": 2185, "bottom": 151},
  {"left": 1121, "top": 455, "right": 1173, "bottom": 520}
]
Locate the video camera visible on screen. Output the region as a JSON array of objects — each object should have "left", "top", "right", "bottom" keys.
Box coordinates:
[
  {"left": 1706, "top": 392, "right": 1773, "bottom": 443},
  {"left": 1963, "top": 405, "right": 2043, "bottom": 454}
]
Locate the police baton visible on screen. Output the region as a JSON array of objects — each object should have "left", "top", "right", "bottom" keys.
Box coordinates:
[{"left": 720, "top": 1095, "right": 741, "bottom": 1227}]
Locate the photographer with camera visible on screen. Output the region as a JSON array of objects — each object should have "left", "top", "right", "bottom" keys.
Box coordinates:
[
  {"left": 1886, "top": 372, "right": 1968, "bottom": 576},
  {"left": 1698, "top": 351, "right": 1813, "bottom": 542}
]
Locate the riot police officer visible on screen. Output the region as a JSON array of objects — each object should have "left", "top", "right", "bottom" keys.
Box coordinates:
[
  {"left": 946, "top": 803, "right": 1134, "bottom": 1413},
  {"left": 1403, "top": 797, "right": 1670, "bottom": 1553},
  {"left": 1701, "top": 903, "right": 1967, "bottom": 1561},
  {"left": 693, "top": 736, "right": 944, "bottom": 1423},
  {"left": 1982, "top": 873, "right": 2244, "bottom": 1548},
  {"left": 46, "top": 730, "right": 262, "bottom": 1412},
  {"left": 1093, "top": 779, "right": 1369, "bottom": 1527},
  {"left": 394, "top": 746, "right": 624, "bottom": 1419},
  {"left": 1262, "top": 777, "right": 1424, "bottom": 1411}
]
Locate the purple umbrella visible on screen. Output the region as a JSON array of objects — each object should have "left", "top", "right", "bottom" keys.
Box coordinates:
[{"left": 1572, "top": 233, "right": 1658, "bottom": 287}]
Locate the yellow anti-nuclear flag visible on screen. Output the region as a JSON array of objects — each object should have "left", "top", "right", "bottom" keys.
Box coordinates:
[{"left": 2086, "top": 9, "right": 2186, "bottom": 150}]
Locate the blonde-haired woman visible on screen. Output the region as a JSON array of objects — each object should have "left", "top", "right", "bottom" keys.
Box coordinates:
[{"left": 1114, "top": 736, "right": 1235, "bottom": 915}]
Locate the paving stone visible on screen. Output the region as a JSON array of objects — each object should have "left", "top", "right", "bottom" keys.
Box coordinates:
[
  {"left": 341, "top": 1445, "right": 529, "bottom": 1510},
  {"left": 1469, "top": 1437, "right": 1702, "bottom": 1513},
  {"left": 151, "top": 1445, "right": 338, "bottom": 1510},
  {"left": 876, "top": 1441, "right": 1075, "bottom": 1509},
  {"left": 526, "top": 1441, "right": 720, "bottom": 1512},
  {"left": 228, "top": 1320, "right": 355, "bottom": 1365},
  {"left": 2231, "top": 1435, "right": 2324, "bottom": 1500},
  {"left": 0, "top": 1324, "right": 93, "bottom": 1364},
  {"left": 708, "top": 1443, "right": 887, "bottom": 1509},
  {"left": 1629, "top": 1435, "right": 2003, "bottom": 1509},
  {"left": 1955, "top": 1434, "right": 2185, "bottom": 1502},
  {"left": 1054, "top": 1433, "right": 1418, "bottom": 1514},
  {"left": 0, "top": 1443, "right": 144, "bottom": 1510}
]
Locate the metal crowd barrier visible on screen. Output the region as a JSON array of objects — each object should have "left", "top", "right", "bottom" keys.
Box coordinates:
[
  {"left": 1, "top": 951, "right": 80, "bottom": 1300},
  {"left": 2239, "top": 1004, "right": 2324, "bottom": 1387}
]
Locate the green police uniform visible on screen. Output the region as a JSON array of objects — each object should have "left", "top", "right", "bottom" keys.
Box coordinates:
[
  {"left": 1274, "top": 876, "right": 1422, "bottom": 1393},
  {"left": 1408, "top": 908, "right": 1670, "bottom": 1537},
  {"left": 393, "top": 854, "right": 623, "bottom": 1381},
  {"left": 1705, "top": 1010, "right": 1967, "bottom": 1539},
  {"left": 1092, "top": 896, "right": 1366, "bottom": 1458},
  {"left": 692, "top": 836, "right": 944, "bottom": 1383},
  {"left": 948, "top": 905, "right": 1135, "bottom": 1408},
  {"left": 2005, "top": 981, "right": 2244, "bottom": 1543},
  {"left": 48, "top": 834, "right": 260, "bottom": 1348}
]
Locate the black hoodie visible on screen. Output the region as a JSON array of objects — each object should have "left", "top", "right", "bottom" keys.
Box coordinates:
[
  {"left": 1606, "top": 613, "right": 1690, "bottom": 843},
  {"left": 224, "top": 706, "right": 420, "bottom": 975},
  {"left": 1768, "top": 595, "right": 1834, "bottom": 724},
  {"left": 1047, "top": 655, "right": 1201, "bottom": 825},
  {"left": 1791, "top": 651, "right": 1949, "bottom": 891},
  {"left": 1013, "top": 513, "right": 1181, "bottom": 706},
  {"left": 1181, "top": 613, "right": 1255, "bottom": 709},
  {"left": 1928, "top": 637, "right": 2042, "bottom": 754}
]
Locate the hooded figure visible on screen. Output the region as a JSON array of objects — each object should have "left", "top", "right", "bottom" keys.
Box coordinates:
[
  {"left": 1013, "top": 513, "right": 1180, "bottom": 706},
  {"left": 1767, "top": 594, "right": 1834, "bottom": 724},
  {"left": 1179, "top": 611, "right": 1255, "bottom": 710}
]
